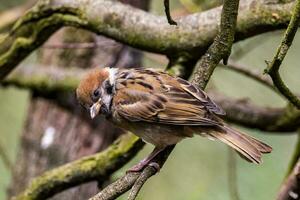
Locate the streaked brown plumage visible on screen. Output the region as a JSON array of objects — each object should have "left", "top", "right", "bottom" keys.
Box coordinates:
[{"left": 76, "top": 67, "right": 272, "bottom": 171}]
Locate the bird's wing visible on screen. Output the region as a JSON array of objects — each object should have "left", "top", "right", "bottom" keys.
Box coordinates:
[{"left": 112, "top": 69, "right": 223, "bottom": 126}]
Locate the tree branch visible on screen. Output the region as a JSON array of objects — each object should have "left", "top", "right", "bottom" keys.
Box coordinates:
[
  {"left": 0, "top": 0, "right": 295, "bottom": 80},
  {"left": 11, "top": 133, "right": 144, "bottom": 200},
  {"left": 191, "top": 0, "right": 239, "bottom": 88},
  {"left": 211, "top": 92, "right": 300, "bottom": 132},
  {"left": 2, "top": 65, "right": 85, "bottom": 93},
  {"left": 88, "top": 145, "right": 175, "bottom": 200},
  {"left": 127, "top": 166, "right": 157, "bottom": 200},
  {"left": 265, "top": 0, "right": 300, "bottom": 109}
]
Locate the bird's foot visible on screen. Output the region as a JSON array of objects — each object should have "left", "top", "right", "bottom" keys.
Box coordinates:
[
  {"left": 127, "top": 160, "right": 148, "bottom": 173},
  {"left": 127, "top": 147, "right": 164, "bottom": 173},
  {"left": 126, "top": 161, "right": 160, "bottom": 173}
]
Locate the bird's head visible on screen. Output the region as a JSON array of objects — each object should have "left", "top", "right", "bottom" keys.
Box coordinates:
[{"left": 76, "top": 68, "right": 109, "bottom": 119}]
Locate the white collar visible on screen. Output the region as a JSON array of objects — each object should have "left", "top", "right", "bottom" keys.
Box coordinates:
[{"left": 107, "top": 67, "right": 118, "bottom": 85}]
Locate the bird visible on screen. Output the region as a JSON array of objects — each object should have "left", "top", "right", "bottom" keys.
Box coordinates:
[{"left": 76, "top": 67, "right": 272, "bottom": 171}]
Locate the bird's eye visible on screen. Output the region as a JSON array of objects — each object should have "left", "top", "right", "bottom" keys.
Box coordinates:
[
  {"left": 91, "top": 89, "right": 101, "bottom": 102},
  {"left": 93, "top": 90, "right": 100, "bottom": 97}
]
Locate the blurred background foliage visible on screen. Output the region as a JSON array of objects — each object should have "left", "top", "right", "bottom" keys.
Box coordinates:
[{"left": 0, "top": 0, "right": 298, "bottom": 199}]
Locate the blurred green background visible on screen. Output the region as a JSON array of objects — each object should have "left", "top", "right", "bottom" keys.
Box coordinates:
[{"left": 0, "top": 0, "right": 298, "bottom": 200}]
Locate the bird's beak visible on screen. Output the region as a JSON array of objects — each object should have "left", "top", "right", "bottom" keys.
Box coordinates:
[{"left": 90, "top": 98, "right": 101, "bottom": 119}]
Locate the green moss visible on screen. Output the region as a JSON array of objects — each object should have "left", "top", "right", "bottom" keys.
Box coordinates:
[
  {"left": 12, "top": 133, "right": 143, "bottom": 200},
  {"left": 0, "top": 6, "right": 86, "bottom": 80}
]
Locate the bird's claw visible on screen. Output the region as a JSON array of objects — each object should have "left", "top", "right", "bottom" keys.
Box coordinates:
[
  {"left": 126, "top": 160, "right": 147, "bottom": 173},
  {"left": 126, "top": 161, "right": 160, "bottom": 173},
  {"left": 148, "top": 162, "right": 160, "bottom": 172}
]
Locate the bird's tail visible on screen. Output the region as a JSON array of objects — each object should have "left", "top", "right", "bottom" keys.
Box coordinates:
[{"left": 196, "top": 125, "right": 272, "bottom": 164}]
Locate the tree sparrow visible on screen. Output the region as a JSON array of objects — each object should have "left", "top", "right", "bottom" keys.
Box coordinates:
[{"left": 76, "top": 67, "right": 272, "bottom": 171}]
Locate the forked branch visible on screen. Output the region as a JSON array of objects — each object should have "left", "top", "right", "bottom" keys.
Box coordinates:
[{"left": 265, "top": 0, "right": 300, "bottom": 109}]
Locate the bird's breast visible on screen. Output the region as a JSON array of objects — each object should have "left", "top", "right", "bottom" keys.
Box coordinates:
[{"left": 110, "top": 115, "right": 186, "bottom": 147}]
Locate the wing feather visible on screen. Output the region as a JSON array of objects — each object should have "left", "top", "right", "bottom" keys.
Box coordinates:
[{"left": 113, "top": 69, "right": 223, "bottom": 126}]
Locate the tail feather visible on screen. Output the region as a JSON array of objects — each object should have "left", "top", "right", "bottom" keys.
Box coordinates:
[
  {"left": 203, "top": 125, "right": 272, "bottom": 164},
  {"left": 222, "top": 126, "right": 272, "bottom": 154}
]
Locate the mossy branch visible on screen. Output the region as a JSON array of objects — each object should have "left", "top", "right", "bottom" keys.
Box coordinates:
[
  {"left": 2, "top": 65, "right": 85, "bottom": 93},
  {"left": 191, "top": 0, "right": 239, "bottom": 88},
  {"left": 0, "top": 0, "right": 296, "bottom": 80},
  {"left": 211, "top": 93, "right": 300, "bottom": 132},
  {"left": 11, "top": 133, "right": 144, "bottom": 200},
  {"left": 90, "top": 145, "right": 175, "bottom": 200},
  {"left": 265, "top": 0, "right": 300, "bottom": 109},
  {"left": 0, "top": 0, "right": 36, "bottom": 33}
]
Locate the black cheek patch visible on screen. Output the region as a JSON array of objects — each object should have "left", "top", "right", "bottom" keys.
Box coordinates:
[{"left": 105, "top": 81, "right": 113, "bottom": 94}]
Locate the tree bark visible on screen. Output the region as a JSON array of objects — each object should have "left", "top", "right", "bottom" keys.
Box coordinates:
[{"left": 8, "top": 1, "right": 149, "bottom": 199}]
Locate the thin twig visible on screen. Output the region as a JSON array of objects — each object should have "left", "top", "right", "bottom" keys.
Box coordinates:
[
  {"left": 164, "top": 0, "right": 177, "bottom": 25},
  {"left": 220, "top": 61, "right": 274, "bottom": 91},
  {"left": 265, "top": 0, "right": 300, "bottom": 109}
]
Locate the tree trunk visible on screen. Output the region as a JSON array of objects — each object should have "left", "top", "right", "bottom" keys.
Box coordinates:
[{"left": 8, "top": 1, "right": 149, "bottom": 199}]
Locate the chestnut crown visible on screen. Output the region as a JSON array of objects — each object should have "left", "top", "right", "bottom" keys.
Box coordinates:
[{"left": 76, "top": 68, "right": 109, "bottom": 109}]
